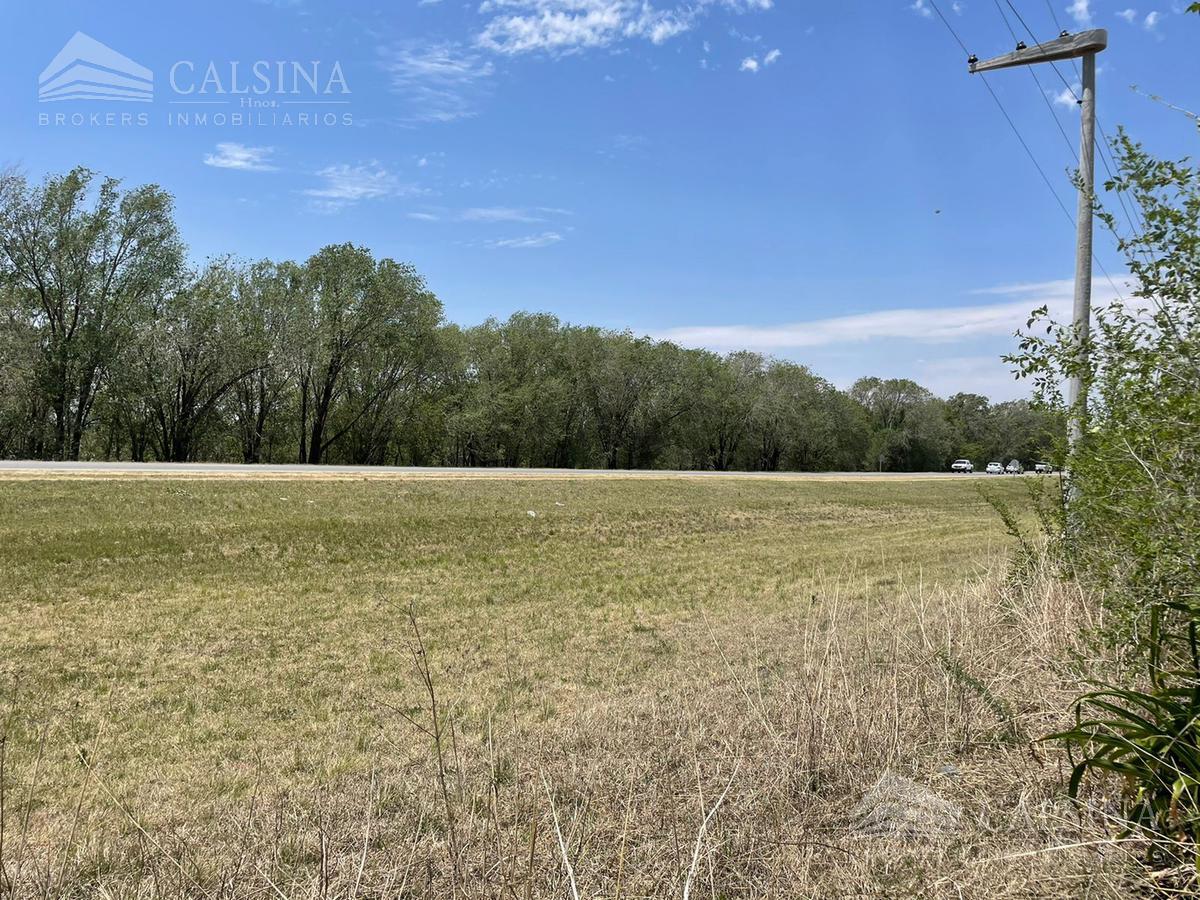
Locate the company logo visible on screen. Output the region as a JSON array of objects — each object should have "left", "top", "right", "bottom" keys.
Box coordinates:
[
  {"left": 38, "top": 32, "right": 152, "bottom": 103},
  {"left": 35, "top": 33, "right": 353, "bottom": 129}
]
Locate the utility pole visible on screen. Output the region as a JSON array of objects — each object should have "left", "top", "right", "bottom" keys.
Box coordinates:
[{"left": 969, "top": 29, "right": 1107, "bottom": 455}]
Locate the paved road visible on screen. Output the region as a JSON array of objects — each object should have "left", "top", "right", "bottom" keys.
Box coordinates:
[{"left": 0, "top": 460, "right": 1020, "bottom": 480}]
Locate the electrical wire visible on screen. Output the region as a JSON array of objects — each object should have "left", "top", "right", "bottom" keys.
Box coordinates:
[
  {"left": 993, "top": 0, "right": 1079, "bottom": 162},
  {"left": 1003, "top": 0, "right": 1150, "bottom": 243},
  {"left": 928, "top": 0, "right": 1075, "bottom": 224},
  {"left": 925, "top": 0, "right": 1130, "bottom": 303}
]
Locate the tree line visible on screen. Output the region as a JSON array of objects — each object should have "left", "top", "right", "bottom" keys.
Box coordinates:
[{"left": 0, "top": 167, "right": 1060, "bottom": 470}]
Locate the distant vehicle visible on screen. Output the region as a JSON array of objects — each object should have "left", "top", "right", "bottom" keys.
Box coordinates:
[
  {"left": 1006, "top": 460, "right": 1024, "bottom": 475},
  {"left": 950, "top": 459, "right": 974, "bottom": 473},
  {"left": 986, "top": 462, "right": 1004, "bottom": 475},
  {"left": 1034, "top": 462, "right": 1055, "bottom": 474}
]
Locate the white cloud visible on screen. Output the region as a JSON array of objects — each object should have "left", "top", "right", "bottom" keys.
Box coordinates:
[
  {"left": 1116, "top": 7, "right": 1138, "bottom": 22},
  {"left": 1143, "top": 10, "right": 1161, "bottom": 30},
  {"left": 379, "top": 42, "right": 494, "bottom": 123},
  {"left": 303, "top": 162, "right": 416, "bottom": 210},
  {"left": 910, "top": 0, "right": 933, "bottom": 18},
  {"left": 740, "top": 47, "right": 780, "bottom": 72},
  {"left": 1066, "top": 0, "right": 1092, "bottom": 26},
  {"left": 485, "top": 231, "right": 564, "bottom": 248},
  {"left": 656, "top": 279, "right": 1128, "bottom": 351},
  {"left": 461, "top": 206, "right": 545, "bottom": 223},
  {"left": 1051, "top": 81, "right": 1081, "bottom": 107},
  {"left": 203, "top": 143, "right": 276, "bottom": 172},
  {"left": 475, "top": 0, "right": 774, "bottom": 56}
]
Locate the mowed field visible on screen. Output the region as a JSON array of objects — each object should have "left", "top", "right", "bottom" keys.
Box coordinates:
[{"left": 0, "top": 475, "right": 1111, "bottom": 898}]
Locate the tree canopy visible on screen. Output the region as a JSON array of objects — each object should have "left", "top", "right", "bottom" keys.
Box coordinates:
[{"left": 0, "top": 167, "right": 1060, "bottom": 470}]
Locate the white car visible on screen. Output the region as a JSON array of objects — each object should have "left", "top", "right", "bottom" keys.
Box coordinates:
[
  {"left": 1034, "top": 462, "right": 1055, "bottom": 474},
  {"left": 1006, "top": 460, "right": 1024, "bottom": 475},
  {"left": 986, "top": 462, "right": 1004, "bottom": 475},
  {"left": 950, "top": 459, "right": 974, "bottom": 473}
]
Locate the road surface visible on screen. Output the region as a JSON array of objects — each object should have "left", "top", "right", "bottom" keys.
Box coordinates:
[{"left": 0, "top": 461, "right": 1022, "bottom": 480}]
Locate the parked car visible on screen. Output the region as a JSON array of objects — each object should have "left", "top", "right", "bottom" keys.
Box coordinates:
[
  {"left": 950, "top": 459, "right": 974, "bottom": 473},
  {"left": 986, "top": 462, "right": 1004, "bottom": 475},
  {"left": 1006, "top": 460, "right": 1024, "bottom": 475},
  {"left": 1034, "top": 462, "right": 1054, "bottom": 474}
]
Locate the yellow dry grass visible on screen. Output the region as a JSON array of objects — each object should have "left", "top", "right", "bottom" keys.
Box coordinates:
[{"left": 0, "top": 476, "right": 1133, "bottom": 897}]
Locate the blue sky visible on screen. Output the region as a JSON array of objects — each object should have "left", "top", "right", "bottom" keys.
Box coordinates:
[{"left": 2, "top": 0, "right": 1196, "bottom": 399}]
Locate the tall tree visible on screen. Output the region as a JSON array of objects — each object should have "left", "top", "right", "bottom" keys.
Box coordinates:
[
  {"left": 124, "top": 259, "right": 257, "bottom": 462},
  {"left": 851, "top": 377, "right": 950, "bottom": 471},
  {"left": 231, "top": 260, "right": 305, "bottom": 463},
  {"left": 296, "top": 244, "right": 443, "bottom": 464},
  {"left": 0, "top": 168, "right": 183, "bottom": 459}
]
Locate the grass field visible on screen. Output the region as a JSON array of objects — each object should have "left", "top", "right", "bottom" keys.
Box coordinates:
[{"left": 0, "top": 476, "right": 1122, "bottom": 897}]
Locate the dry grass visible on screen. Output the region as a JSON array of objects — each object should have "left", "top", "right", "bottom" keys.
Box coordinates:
[{"left": 0, "top": 477, "right": 1139, "bottom": 897}]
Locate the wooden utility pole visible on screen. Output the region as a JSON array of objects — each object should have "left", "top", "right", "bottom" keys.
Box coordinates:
[{"left": 970, "top": 28, "right": 1107, "bottom": 455}]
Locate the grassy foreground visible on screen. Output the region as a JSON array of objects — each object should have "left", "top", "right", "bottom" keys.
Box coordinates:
[{"left": 0, "top": 476, "right": 1124, "bottom": 897}]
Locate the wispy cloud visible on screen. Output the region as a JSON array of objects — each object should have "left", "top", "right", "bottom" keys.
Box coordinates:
[
  {"left": 460, "top": 206, "right": 547, "bottom": 223},
  {"left": 407, "top": 205, "right": 572, "bottom": 225},
  {"left": 475, "top": 0, "right": 774, "bottom": 56},
  {"left": 657, "top": 279, "right": 1128, "bottom": 350},
  {"left": 740, "top": 46, "right": 781, "bottom": 72},
  {"left": 203, "top": 143, "right": 277, "bottom": 172},
  {"left": 484, "top": 231, "right": 564, "bottom": 249},
  {"left": 378, "top": 42, "right": 495, "bottom": 123},
  {"left": 303, "top": 162, "right": 417, "bottom": 211}
]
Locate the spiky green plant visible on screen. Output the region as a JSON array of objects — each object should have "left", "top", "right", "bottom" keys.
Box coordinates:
[{"left": 1050, "top": 604, "right": 1200, "bottom": 866}]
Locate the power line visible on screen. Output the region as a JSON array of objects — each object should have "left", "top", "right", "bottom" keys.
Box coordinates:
[
  {"left": 1002, "top": 1, "right": 1150, "bottom": 244},
  {"left": 1042, "top": 0, "right": 1065, "bottom": 32},
  {"left": 928, "top": 1, "right": 1075, "bottom": 223},
  {"left": 924, "top": 0, "right": 1129, "bottom": 304},
  {"left": 998, "top": 1, "right": 1138, "bottom": 239},
  {"left": 927, "top": 0, "right": 971, "bottom": 55},
  {"left": 992, "top": 0, "right": 1079, "bottom": 162},
  {"left": 976, "top": 73, "right": 1077, "bottom": 225}
]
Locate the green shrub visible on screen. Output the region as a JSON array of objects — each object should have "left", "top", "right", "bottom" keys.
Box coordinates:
[
  {"left": 1009, "top": 130, "right": 1200, "bottom": 662},
  {"left": 1012, "top": 129, "right": 1200, "bottom": 865}
]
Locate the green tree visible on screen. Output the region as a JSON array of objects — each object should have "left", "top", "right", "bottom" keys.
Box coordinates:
[
  {"left": 123, "top": 259, "right": 258, "bottom": 462},
  {"left": 0, "top": 295, "right": 41, "bottom": 458},
  {"left": 296, "top": 245, "right": 443, "bottom": 465},
  {"left": 444, "top": 313, "right": 580, "bottom": 467},
  {"left": 230, "top": 260, "right": 306, "bottom": 464},
  {"left": 851, "top": 377, "right": 949, "bottom": 470},
  {"left": 0, "top": 167, "right": 183, "bottom": 459}
]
